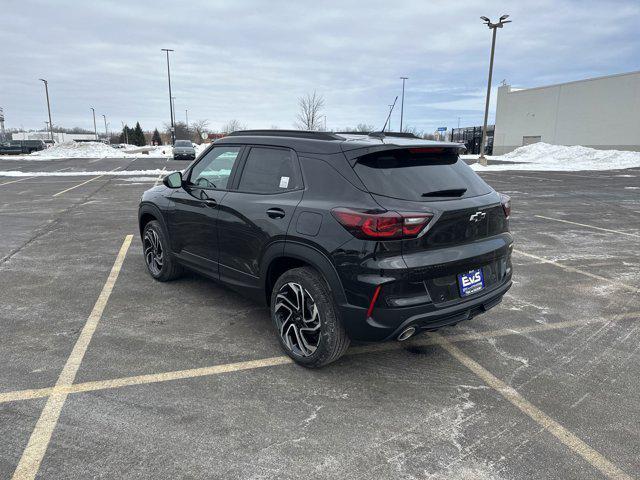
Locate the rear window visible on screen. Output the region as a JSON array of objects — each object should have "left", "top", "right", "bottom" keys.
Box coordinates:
[{"left": 352, "top": 149, "right": 492, "bottom": 201}]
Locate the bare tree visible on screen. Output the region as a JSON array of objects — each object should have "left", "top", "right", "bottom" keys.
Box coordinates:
[
  {"left": 191, "top": 119, "right": 209, "bottom": 143},
  {"left": 221, "top": 119, "right": 247, "bottom": 134},
  {"left": 295, "top": 91, "right": 325, "bottom": 131}
]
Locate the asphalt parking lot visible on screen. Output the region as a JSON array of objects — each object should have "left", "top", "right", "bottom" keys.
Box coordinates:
[{"left": 0, "top": 156, "right": 639, "bottom": 479}]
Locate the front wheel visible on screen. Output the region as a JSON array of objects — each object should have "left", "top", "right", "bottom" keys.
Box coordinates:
[
  {"left": 142, "top": 220, "right": 183, "bottom": 281},
  {"left": 271, "top": 267, "right": 350, "bottom": 368}
]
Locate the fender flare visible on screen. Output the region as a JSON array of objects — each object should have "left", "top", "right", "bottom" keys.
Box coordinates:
[
  {"left": 260, "top": 240, "right": 347, "bottom": 305},
  {"left": 138, "top": 203, "right": 170, "bottom": 240}
]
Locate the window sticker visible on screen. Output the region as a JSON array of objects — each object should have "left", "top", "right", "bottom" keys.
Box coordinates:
[{"left": 279, "top": 176, "right": 290, "bottom": 188}]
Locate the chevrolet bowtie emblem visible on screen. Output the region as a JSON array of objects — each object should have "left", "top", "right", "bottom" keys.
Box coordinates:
[{"left": 469, "top": 211, "right": 486, "bottom": 222}]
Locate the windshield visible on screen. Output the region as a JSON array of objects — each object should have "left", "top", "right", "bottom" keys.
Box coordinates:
[
  {"left": 175, "top": 140, "right": 192, "bottom": 147},
  {"left": 352, "top": 149, "right": 492, "bottom": 201}
]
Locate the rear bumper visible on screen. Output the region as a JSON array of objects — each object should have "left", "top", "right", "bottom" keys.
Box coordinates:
[{"left": 339, "top": 278, "right": 511, "bottom": 342}]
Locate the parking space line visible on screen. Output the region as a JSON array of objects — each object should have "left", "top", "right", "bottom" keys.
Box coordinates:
[
  {"left": 435, "top": 333, "right": 633, "bottom": 480},
  {"left": 534, "top": 214, "right": 640, "bottom": 239},
  {"left": 2, "top": 310, "right": 637, "bottom": 406},
  {"left": 513, "top": 249, "right": 639, "bottom": 293},
  {"left": 0, "top": 177, "right": 36, "bottom": 186},
  {"left": 52, "top": 166, "right": 122, "bottom": 197},
  {"left": 11, "top": 235, "right": 132, "bottom": 480}
]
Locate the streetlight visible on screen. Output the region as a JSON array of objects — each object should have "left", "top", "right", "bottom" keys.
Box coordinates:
[
  {"left": 399, "top": 76, "right": 409, "bottom": 132},
  {"left": 90, "top": 107, "right": 98, "bottom": 140},
  {"left": 478, "top": 14, "right": 511, "bottom": 165},
  {"left": 39, "top": 79, "right": 54, "bottom": 142},
  {"left": 102, "top": 114, "right": 108, "bottom": 142},
  {"left": 171, "top": 96, "right": 176, "bottom": 126},
  {"left": 161, "top": 48, "right": 176, "bottom": 144},
  {"left": 185, "top": 109, "right": 189, "bottom": 130}
]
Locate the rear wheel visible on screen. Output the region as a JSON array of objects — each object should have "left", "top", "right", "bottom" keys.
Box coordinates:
[
  {"left": 271, "top": 267, "right": 349, "bottom": 368},
  {"left": 142, "top": 220, "right": 183, "bottom": 281}
]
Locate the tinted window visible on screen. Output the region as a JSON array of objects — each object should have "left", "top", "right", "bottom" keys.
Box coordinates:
[
  {"left": 189, "top": 146, "right": 241, "bottom": 189},
  {"left": 353, "top": 149, "right": 492, "bottom": 201},
  {"left": 238, "top": 147, "right": 299, "bottom": 193},
  {"left": 175, "top": 140, "right": 192, "bottom": 147}
]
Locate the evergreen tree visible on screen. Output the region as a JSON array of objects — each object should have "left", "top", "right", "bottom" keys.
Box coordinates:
[
  {"left": 133, "top": 122, "right": 146, "bottom": 146},
  {"left": 119, "top": 124, "right": 134, "bottom": 145},
  {"left": 151, "top": 128, "right": 162, "bottom": 146}
]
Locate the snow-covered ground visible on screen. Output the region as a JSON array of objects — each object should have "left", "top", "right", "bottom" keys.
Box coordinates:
[
  {"left": 466, "top": 142, "right": 640, "bottom": 172},
  {"left": 1, "top": 142, "right": 173, "bottom": 160},
  {"left": 0, "top": 169, "right": 168, "bottom": 177}
]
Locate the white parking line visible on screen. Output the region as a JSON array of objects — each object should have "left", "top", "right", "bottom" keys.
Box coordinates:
[
  {"left": 535, "top": 215, "right": 640, "bottom": 239},
  {"left": 513, "top": 249, "right": 639, "bottom": 293},
  {"left": 11, "top": 235, "right": 133, "bottom": 480},
  {"left": 436, "top": 334, "right": 633, "bottom": 480},
  {"left": 52, "top": 166, "right": 122, "bottom": 197}
]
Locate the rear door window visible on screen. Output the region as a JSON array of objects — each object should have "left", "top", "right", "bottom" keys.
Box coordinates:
[
  {"left": 353, "top": 149, "right": 492, "bottom": 201},
  {"left": 237, "top": 147, "right": 300, "bottom": 193}
]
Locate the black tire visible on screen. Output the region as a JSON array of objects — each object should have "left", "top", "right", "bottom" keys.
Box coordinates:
[
  {"left": 142, "top": 220, "right": 183, "bottom": 281},
  {"left": 271, "top": 267, "right": 350, "bottom": 368}
]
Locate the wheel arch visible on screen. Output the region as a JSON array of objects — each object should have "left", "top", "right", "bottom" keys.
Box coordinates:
[
  {"left": 261, "top": 241, "right": 347, "bottom": 307},
  {"left": 138, "top": 203, "right": 169, "bottom": 239}
]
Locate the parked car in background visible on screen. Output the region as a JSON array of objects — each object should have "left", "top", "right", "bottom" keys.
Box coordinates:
[
  {"left": 139, "top": 130, "right": 513, "bottom": 367},
  {"left": 0, "top": 141, "right": 24, "bottom": 155},
  {"left": 173, "top": 139, "right": 196, "bottom": 160},
  {"left": 0, "top": 140, "right": 46, "bottom": 154}
]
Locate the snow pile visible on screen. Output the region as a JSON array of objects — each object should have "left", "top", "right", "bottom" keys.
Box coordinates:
[
  {"left": 195, "top": 143, "right": 210, "bottom": 157},
  {"left": 30, "top": 142, "right": 136, "bottom": 159},
  {"left": 469, "top": 143, "right": 640, "bottom": 172},
  {"left": 0, "top": 169, "right": 167, "bottom": 177}
]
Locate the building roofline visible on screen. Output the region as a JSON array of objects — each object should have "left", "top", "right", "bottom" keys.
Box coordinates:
[{"left": 506, "top": 70, "right": 640, "bottom": 94}]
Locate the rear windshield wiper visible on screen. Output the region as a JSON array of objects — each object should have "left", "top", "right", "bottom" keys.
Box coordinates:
[{"left": 421, "top": 188, "right": 467, "bottom": 198}]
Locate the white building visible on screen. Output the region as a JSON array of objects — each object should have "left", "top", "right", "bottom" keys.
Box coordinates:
[{"left": 493, "top": 71, "right": 640, "bottom": 155}]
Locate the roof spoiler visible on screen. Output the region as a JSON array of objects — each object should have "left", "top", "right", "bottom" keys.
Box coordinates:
[{"left": 342, "top": 143, "right": 466, "bottom": 165}]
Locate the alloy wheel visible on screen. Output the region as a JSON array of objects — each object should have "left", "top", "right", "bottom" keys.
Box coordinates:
[
  {"left": 274, "top": 282, "right": 321, "bottom": 357},
  {"left": 143, "top": 228, "right": 164, "bottom": 276}
]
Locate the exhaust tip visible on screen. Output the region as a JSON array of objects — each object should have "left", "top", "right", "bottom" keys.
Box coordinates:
[{"left": 397, "top": 326, "right": 416, "bottom": 341}]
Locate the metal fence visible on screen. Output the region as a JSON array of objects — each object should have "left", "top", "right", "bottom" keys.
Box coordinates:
[{"left": 450, "top": 125, "right": 494, "bottom": 155}]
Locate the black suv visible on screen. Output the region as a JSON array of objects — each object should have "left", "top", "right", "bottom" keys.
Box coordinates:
[{"left": 138, "top": 130, "right": 513, "bottom": 367}]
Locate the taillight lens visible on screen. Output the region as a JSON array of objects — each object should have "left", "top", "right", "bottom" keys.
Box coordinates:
[
  {"left": 500, "top": 193, "right": 511, "bottom": 219},
  {"left": 331, "top": 208, "right": 432, "bottom": 240}
]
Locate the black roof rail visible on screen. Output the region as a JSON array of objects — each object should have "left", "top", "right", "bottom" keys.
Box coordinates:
[
  {"left": 227, "top": 130, "right": 344, "bottom": 141},
  {"left": 334, "top": 131, "right": 421, "bottom": 139}
]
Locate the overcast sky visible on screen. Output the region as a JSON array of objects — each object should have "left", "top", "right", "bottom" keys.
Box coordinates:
[{"left": 1, "top": 0, "right": 638, "bottom": 134}]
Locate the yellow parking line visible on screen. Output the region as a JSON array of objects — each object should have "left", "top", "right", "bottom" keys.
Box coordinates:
[
  {"left": 436, "top": 333, "right": 633, "bottom": 480},
  {"left": 52, "top": 167, "right": 122, "bottom": 197},
  {"left": 12, "top": 235, "right": 132, "bottom": 480},
  {"left": 1, "top": 310, "right": 636, "bottom": 406},
  {"left": 535, "top": 214, "right": 640, "bottom": 239},
  {"left": 0, "top": 177, "right": 36, "bottom": 186},
  {"left": 153, "top": 165, "right": 167, "bottom": 187},
  {"left": 514, "top": 249, "right": 639, "bottom": 294}
]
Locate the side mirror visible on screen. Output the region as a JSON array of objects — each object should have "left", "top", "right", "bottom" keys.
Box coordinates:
[{"left": 163, "top": 171, "right": 183, "bottom": 189}]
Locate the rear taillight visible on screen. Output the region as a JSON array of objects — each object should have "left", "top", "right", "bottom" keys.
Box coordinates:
[
  {"left": 331, "top": 208, "right": 432, "bottom": 240},
  {"left": 500, "top": 194, "right": 511, "bottom": 219}
]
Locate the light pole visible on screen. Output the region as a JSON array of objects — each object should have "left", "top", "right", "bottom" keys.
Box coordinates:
[
  {"left": 399, "top": 76, "right": 408, "bottom": 133},
  {"left": 90, "top": 107, "right": 98, "bottom": 140},
  {"left": 162, "top": 48, "right": 176, "bottom": 144},
  {"left": 185, "top": 109, "right": 189, "bottom": 130},
  {"left": 478, "top": 14, "right": 511, "bottom": 165},
  {"left": 171, "top": 97, "right": 176, "bottom": 126},
  {"left": 39, "top": 79, "right": 54, "bottom": 142},
  {"left": 102, "top": 114, "right": 108, "bottom": 142}
]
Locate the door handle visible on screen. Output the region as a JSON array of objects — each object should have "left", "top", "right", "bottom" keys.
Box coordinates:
[{"left": 266, "top": 207, "right": 286, "bottom": 219}]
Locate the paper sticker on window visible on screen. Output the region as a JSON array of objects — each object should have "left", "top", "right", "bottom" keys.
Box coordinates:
[{"left": 279, "top": 176, "right": 290, "bottom": 188}]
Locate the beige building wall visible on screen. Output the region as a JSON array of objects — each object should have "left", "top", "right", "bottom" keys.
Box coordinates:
[{"left": 493, "top": 71, "right": 640, "bottom": 155}]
